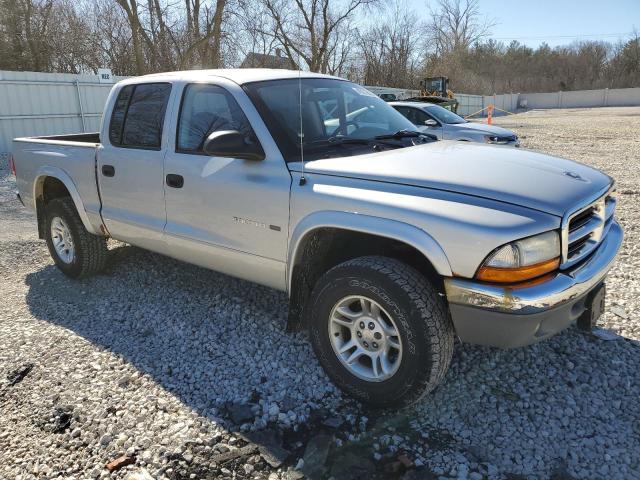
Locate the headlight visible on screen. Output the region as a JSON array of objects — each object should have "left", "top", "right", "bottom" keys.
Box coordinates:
[
  {"left": 476, "top": 231, "right": 560, "bottom": 283},
  {"left": 484, "top": 135, "right": 515, "bottom": 144}
]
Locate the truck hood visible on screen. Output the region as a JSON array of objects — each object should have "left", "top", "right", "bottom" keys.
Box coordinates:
[{"left": 298, "top": 141, "right": 612, "bottom": 216}]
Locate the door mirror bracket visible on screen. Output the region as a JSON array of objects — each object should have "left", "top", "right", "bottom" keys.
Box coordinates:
[{"left": 202, "top": 130, "right": 265, "bottom": 161}]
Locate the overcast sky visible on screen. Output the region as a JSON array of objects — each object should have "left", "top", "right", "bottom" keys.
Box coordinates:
[{"left": 405, "top": 0, "right": 639, "bottom": 47}]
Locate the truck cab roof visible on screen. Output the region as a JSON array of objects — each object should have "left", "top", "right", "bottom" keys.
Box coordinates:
[{"left": 129, "top": 68, "right": 340, "bottom": 86}]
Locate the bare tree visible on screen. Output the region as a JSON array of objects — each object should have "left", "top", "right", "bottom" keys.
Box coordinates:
[
  {"left": 425, "top": 0, "right": 494, "bottom": 55},
  {"left": 180, "top": 0, "right": 228, "bottom": 69},
  {"left": 0, "top": 0, "right": 98, "bottom": 73},
  {"left": 91, "top": 0, "right": 138, "bottom": 75},
  {"left": 111, "top": 0, "right": 229, "bottom": 74},
  {"left": 609, "top": 31, "right": 640, "bottom": 88},
  {"left": 0, "top": 0, "right": 57, "bottom": 71},
  {"left": 113, "top": 0, "right": 148, "bottom": 73},
  {"left": 0, "top": 0, "right": 637, "bottom": 94},
  {"left": 232, "top": 0, "right": 280, "bottom": 66},
  {"left": 324, "top": 20, "right": 354, "bottom": 76},
  {"left": 260, "top": 0, "right": 377, "bottom": 72},
  {"left": 357, "top": 2, "right": 423, "bottom": 88}
]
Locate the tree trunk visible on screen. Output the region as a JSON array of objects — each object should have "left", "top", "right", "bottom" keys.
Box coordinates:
[
  {"left": 209, "top": 0, "right": 226, "bottom": 68},
  {"left": 116, "top": 0, "right": 146, "bottom": 75}
]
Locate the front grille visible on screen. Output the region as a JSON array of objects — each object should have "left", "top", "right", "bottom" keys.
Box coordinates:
[{"left": 561, "top": 190, "right": 616, "bottom": 268}]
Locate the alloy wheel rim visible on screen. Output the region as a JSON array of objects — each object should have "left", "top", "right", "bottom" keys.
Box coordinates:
[
  {"left": 328, "top": 295, "right": 403, "bottom": 382},
  {"left": 50, "top": 216, "right": 75, "bottom": 264}
]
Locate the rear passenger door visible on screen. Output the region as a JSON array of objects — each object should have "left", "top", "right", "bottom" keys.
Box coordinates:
[{"left": 97, "top": 82, "right": 173, "bottom": 251}]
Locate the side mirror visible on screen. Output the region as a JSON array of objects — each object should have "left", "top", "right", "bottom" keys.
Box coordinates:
[
  {"left": 202, "top": 130, "right": 265, "bottom": 161},
  {"left": 424, "top": 119, "right": 439, "bottom": 127}
]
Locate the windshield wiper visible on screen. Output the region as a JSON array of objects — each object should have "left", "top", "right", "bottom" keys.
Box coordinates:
[
  {"left": 375, "top": 130, "right": 438, "bottom": 143},
  {"left": 304, "top": 134, "right": 416, "bottom": 155},
  {"left": 374, "top": 130, "right": 421, "bottom": 140},
  {"left": 305, "top": 137, "right": 397, "bottom": 153},
  {"left": 307, "top": 136, "right": 374, "bottom": 146}
]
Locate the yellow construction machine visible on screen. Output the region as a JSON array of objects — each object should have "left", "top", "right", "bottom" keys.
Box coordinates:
[{"left": 406, "top": 76, "right": 459, "bottom": 113}]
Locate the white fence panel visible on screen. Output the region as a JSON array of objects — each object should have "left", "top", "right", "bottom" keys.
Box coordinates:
[
  {"left": 455, "top": 94, "right": 484, "bottom": 116},
  {"left": 482, "top": 93, "right": 519, "bottom": 115},
  {"left": 0, "top": 70, "right": 125, "bottom": 154},
  {"left": 519, "top": 88, "right": 640, "bottom": 110},
  {"left": 518, "top": 92, "right": 556, "bottom": 109},
  {"left": 605, "top": 88, "right": 640, "bottom": 107},
  {"left": 561, "top": 89, "right": 605, "bottom": 108}
]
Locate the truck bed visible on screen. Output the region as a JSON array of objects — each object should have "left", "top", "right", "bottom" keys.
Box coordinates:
[{"left": 12, "top": 133, "right": 104, "bottom": 234}]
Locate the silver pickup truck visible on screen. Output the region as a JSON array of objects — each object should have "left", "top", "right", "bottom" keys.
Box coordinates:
[{"left": 12, "top": 69, "right": 623, "bottom": 407}]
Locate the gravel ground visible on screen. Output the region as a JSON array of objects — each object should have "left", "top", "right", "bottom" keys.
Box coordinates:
[{"left": 1, "top": 106, "right": 639, "bottom": 480}]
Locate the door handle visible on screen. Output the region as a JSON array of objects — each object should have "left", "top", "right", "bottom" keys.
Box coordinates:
[
  {"left": 166, "top": 174, "right": 184, "bottom": 188},
  {"left": 102, "top": 165, "right": 115, "bottom": 177}
]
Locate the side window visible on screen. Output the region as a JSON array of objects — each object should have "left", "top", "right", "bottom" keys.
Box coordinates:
[
  {"left": 397, "top": 107, "right": 430, "bottom": 126},
  {"left": 108, "top": 83, "right": 171, "bottom": 150},
  {"left": 177, "top": 84, "right": 259, "bottom": 154},
  {"left": 412, "top": 108, "right": 435, "bottom": 126},
  {"left": 108, "top": 85, "right": 133, "bottom": 145},
  {"left": 394, "top": 106, "right": 413, "bottom": 123}
]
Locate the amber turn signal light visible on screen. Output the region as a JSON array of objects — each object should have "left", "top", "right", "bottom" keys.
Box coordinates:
[{"left": 476, "top": 257, "right": 560, "bottom": 283}]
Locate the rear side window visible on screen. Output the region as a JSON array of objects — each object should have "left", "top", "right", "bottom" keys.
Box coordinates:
[
  {"left": 108, "top": 83, "right": 171, "bottom": 149},
  {"left": 108, "top": 85, "right": 133, "bottom": 144},
  {"left": 176, "top": 83, "right": 259, "bottom": 154}
]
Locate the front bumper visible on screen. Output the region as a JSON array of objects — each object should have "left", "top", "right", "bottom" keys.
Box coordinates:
[{"left": 444, "top": 221, "right": 623, "bottom": 348}]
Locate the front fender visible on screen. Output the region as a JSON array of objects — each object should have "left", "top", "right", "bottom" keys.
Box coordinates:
[
  {"left": 287, "top": 210, "right": 453, "bottom": 292},
  {"left": 33, "top": 166, "right": 99, "bottom": 235}
]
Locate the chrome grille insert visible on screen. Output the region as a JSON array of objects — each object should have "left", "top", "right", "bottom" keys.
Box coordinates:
[{"left": 561, "top": 188, "right": 616, "bottom": 269}]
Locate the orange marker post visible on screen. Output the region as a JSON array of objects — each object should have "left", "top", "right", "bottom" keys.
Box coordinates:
[{"left": 487, "top": 104, "right": 494, "bottom": 125}]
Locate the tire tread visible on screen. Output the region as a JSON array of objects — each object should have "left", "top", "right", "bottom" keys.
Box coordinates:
[
  {"left": 312, "top": 255, "right": 455, "bottom": 407},
  {"left": 46, "top": 197, "right": 108, "bottom": 278}
]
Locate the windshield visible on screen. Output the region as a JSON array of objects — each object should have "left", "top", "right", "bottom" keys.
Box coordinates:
[
  {"left": 243, "top": 78, "right": 422, "bottom": 162},
  {"left": 424, "top": 105, "right": 467, "bottom": 124}
]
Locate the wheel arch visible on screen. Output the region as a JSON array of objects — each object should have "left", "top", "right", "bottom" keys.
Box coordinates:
[
  {"left": 33, "top": 167, "right": 98, "bottom": 238},
  {"left": 286, "top": 211, "right": 452, "bottom": 331}
]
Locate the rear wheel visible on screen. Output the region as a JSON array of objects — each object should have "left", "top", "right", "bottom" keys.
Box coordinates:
[
  {"left": 44, "top": 197, "right": 108, "bottom": 278},
  {"left": 308, "top": 256, "right": 455, "bottom": 407}
]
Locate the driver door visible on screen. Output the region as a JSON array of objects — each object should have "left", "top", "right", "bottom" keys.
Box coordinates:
[
  {"left": 418, "top": 110, "right": 444, "bottom": 139},
  {"left": 161, "top": 81, "right": 292, "bottom": 289}
]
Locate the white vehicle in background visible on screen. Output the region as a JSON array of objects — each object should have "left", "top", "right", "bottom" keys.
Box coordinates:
[{"left": 391, "top": 101, "right": 520, "bottom": 147}]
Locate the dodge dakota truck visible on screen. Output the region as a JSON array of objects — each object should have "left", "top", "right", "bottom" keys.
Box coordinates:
[{"left": 12, "top": 69, "right": 623, "bottom": 407}]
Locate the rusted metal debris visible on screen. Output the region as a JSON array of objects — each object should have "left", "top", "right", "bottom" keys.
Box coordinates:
[{"left": 106, "top": 455, "right": 136, "bottom": 472}]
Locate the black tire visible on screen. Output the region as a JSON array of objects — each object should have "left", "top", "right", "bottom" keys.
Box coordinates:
[
  {"left": 308, "top": 255, "right": 455, "bottom": 408},
  {"left": 44, "top": 197, "right": 108, "bottom": 278}
]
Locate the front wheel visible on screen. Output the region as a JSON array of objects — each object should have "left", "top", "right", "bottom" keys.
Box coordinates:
[
  {"left": 44, "top": 197, "right": 108, "bottom": 278},
  {"left": 308, "top": 256, "right": 455, "bottom": 408}
]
